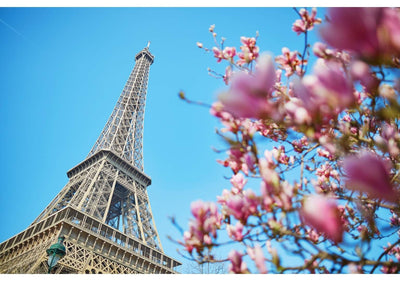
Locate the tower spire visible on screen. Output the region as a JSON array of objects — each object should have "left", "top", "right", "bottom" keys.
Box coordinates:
[{"left": 87, "top": 47, "right": 154, "bottom": 171}]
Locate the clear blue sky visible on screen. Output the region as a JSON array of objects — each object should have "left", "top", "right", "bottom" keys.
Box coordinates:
[{"left": 0, "top": 7, "right": 325, "bottom": 271}]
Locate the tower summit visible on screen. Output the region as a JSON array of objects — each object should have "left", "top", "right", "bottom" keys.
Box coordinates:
[
  {"left": 88, "top": 46, "right": 154, "bottom": 171},
  {"left": 0, "top": 46, "right": 181, "bottom": 274}
]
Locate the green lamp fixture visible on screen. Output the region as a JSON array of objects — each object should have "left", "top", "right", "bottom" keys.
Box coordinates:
[{"left": 46, "top": 235, "right": 66, "bottom": 274}]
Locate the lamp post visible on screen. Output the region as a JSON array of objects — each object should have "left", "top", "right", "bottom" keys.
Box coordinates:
[{"left": 46, "top": 235, "right": 66, "bottom": 274}]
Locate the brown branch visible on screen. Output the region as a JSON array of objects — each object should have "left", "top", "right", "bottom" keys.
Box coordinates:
[
  {"left": 178, "top": 91, "right": 212, "bottom": 108},
  {"left": 370, "top": 239, "right": 400, "bottom": 273}
]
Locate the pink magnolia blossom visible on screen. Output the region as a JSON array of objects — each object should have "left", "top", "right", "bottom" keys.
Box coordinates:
[
  {"left": 237, "top": 36, "right": 259, "bottom": 65},
  {"left": 243, "top": 189, "right": 259, "bottom": 214},
  {"left": 218, "top": 54, "right": 276, "bottom": 119},
  {"left": 196, "top": 42, "right": 203, "bottom": 48},
  {"left": 316, "top": 163, "right": 340, "bottom": 182},
  {"left": 342, "top": 114, "right": 351, "bottom": 123},
  {"left": 260, "top": 181, "right": 274, "bottom": 212},
  {"left": 243, "top": 151, "right": 256, "bottom": 174},
  {"left": 190, "top": 200, "right": 221, "bottom": 238},
  {"left": 343, "top": 151, "right": 398, "bottom": 202},
  {"left": 223, "top": 46, "right": 236, "bottom": 61},
  {"left": 259, "top": 151, "right": 280, "bottom": 190},
  {"left": 230, "top": 173, "right": 247, "bottom": 193},
  {"left": 306, "top": 228, "right": 320, "bottom": 243},
  {"left": 384, "top": 243, "right": 400, "bottom": 263},
  {"left": 300, "top": 195, "right": 344, "bottom": 243},
  {"left": 217, "top": 147, "right": 244, "bottom": 174},
  {"left": 212, "top": 47, "right": 224, "bottom": 63},
  {"left": 381, "top": 262, "right": 399, "bottom": 274},
  {"left": 312, "top": 163, "right": 340, "bottom": 193},
  {"left": 350, "top": 127, "right": 358, "bottom": 135},
  {"left": 275, "top": 47, "right": 304, "bottom": 77},
  {"left": 247, "top": 244, "right": 267, "bottom": 273},
  {"left": 320, "top": 8, "right": 400, "bottom": 64},
  {"left": 292, "top": 8, "right": 322, "bottom": 35},
  {"left": 390, "top": 212, "right": 400, "bottom": 227},
  {"left": 272, "top": 146, "right": 289, "bottom": 165},
  {"left": 217, "top": 189, "right": 230, "bottom": 206},
  {"left": 227, "top": 221, "right": 245, "bottom": 241},
  {"left": 292, "top": 136, "right": 309, "bottom": 152},
  {"left": 182, "top": 201, "right": 222, "bottom": 254},
  {"left": 276, "top": 181, "right": 294, "bottom": 210},
  {"left": 338, "top": 205, "right": 350, "bottom": 232},
  {"left": 294, "top": 59, "right": 355, "bottom": 118},
  {"left": 216, "top": 147, "right": 257, "bottom": 176},
  {"left": 240, "top": 36, "right": 257, "bottom": 48},
  {"left": 375, "top": 123, "right": 400, "bottom": 157},
  {"left": 313, "top": 42, "right": 335, "bottom": 58},
  {"left": 317, "top": 148, "right": 334, "bottom": 161},
  {"left": 224, "top": 190, "right": 259, "bottom": 223},
  {"left": 284, "top": 97, "right": 312, "bottom": 125},
  {"left": 225, "top": 195, "right": 245, "bottom": 219},
  {"left": 260, "top": 178, "right": 294, "bottom": 212},
  {"left": 350, "top": 60, "right": 379, "bottom": 93},
  {"left": 228, "top": 250, "right": 249, "bottom": 273}
]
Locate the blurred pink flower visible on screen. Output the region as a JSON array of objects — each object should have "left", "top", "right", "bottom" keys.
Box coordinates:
[
  {"left": 217, "top": 147, "right": 243, "bottom": 174},
  {"left": 301, "top": 195, "right": 344, "bottom": 243},
  {"left": 376, "top": 123, "right": 400, "bottom": 157},
  {"left": 292, "top": 136, "right": 309, "bottom": 152},
  {"left": 218, "top": 54, "right": 276, "bottom": 119},
  {"left": 320, "top": 8, "right": 400, "bottom": 64},
  {"left": 243, "top": 152, "right": 256, "bottom": 173},
  {"left": 306, "top": 228, "right": 320, "bottom": 243},
  {"left": 313, "top": 42, "right": 335, "bottom": 58},
  {"left": 225, "top": 195, "right": 246, "bottom": 220},
  {"left": 343, "top": 151, "right": 398, "bottom": 202},
  {"left": 182, "top": 200, "right": 223, "bottom": 254},
  {"left": 228, "top": 250, "right": 248, "bottom": 273},
  {"left": 227, "top": 221, "right": 244, "bottom": 241},
  {"left": 294, "top": 59, "right": 355, "bottom": 118},
  {"left": 247, "top": 244, "right": 267, "bottom": 273},
  {"left": 342, "top": 114, "right": 351, "bottom": 123},
  {"left": 243, "top": 189, "right": 259, "bottom": 214},
  {"left": 225, "top": 190, "right": 259, "bottom": 223},
  {"left": 191, "top": 200, "right": 221, "bottom": 237},
  {"left": 216, "top": 147, "right": 256, "bottom": 176},
  {"left": 230, "top": 173, "right": 247, "bottom": 193},
  {"left": 284, "top": 97, "right": 312, "bottom": 125},
  {"left": 350, "top": 60, "right": 379, "bottom": 93}
]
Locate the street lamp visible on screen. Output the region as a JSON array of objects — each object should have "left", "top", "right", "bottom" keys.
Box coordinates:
[{"left": 46, "top": 235, "right": 66, "bottom": 274}]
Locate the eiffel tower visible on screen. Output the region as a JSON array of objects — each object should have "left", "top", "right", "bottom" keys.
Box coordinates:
[{"left": 0, "top": 44, "right": 181, "bottom": 274}]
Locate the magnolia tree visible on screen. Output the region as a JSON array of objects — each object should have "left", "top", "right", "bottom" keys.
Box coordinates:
[{"left": 177, "top": 7, "right": 400, "bottom": 273}]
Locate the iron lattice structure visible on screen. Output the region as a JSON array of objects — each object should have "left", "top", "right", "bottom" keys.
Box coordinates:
[{"left": 0, "top": 46, "right": 181, "bottom": 274}]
